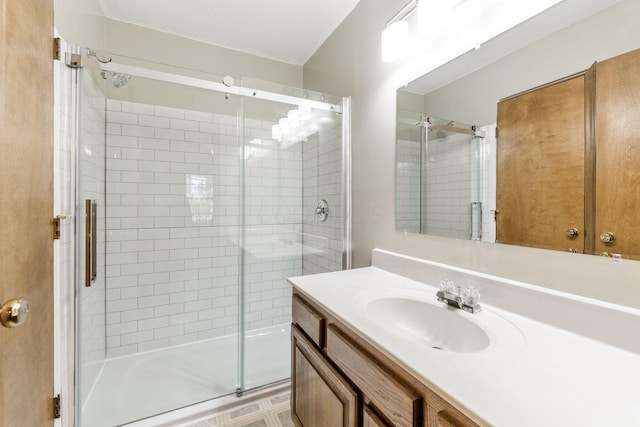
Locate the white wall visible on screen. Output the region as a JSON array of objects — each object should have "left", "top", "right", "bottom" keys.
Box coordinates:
[{"left": 303, "top": 0, "right": 640, "bottom": 309}]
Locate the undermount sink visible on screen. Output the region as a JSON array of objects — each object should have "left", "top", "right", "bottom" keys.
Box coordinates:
[{"left": 354, "top": 288, "right": 524, "bottom": 354}]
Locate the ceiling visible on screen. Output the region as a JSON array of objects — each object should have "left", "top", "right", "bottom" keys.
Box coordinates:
[{"left": 61, "top": 0, "right": 360, "bottom": 65}]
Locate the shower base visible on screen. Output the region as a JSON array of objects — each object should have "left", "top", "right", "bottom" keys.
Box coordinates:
[{"left": 82, "top": 323, "right": 291, "bottom": 427}]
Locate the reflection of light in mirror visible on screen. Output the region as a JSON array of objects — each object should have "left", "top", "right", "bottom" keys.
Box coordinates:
[
  {"left": 185, "top": 174, "right": 213, "bottom": 223},
  {"left": 388, "top": 0, "right": 564, "bottom": 64},
  {"left": 272, "top": 105, "right": 334, "bottom": 146}
]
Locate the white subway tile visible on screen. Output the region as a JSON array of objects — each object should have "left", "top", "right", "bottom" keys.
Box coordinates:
[
  {"left": 170, "top": 141, "right": 199, "bottom": 153},
  {"left": 138, "top": 294, "right": 170, "bottom": 308},
  {"left": 139, "top": 115, "right": 170, "bottom": 128},
  {"left": 106, "top": 99, "right": 121, "bottom": 112},
  {"left": 138, "top": 272, "right": 170, "bottom": 286},
  {"left": 155, "top": 105, "right": 185, "bottom": 119},
  {"left": 122, "top": 125, "right": 154, "bottom": 138},
  {"left": 171, "top": 119, "right": 199, "bottom": 131},
  {"left": 185, "top": 110, "right": 213, "bottom": 122},
  {"left": 121, "top": 101, "right": 155, "bottom": 115},
  {"left": 106, "top": 321, "right": 137, "bottom": 336},
  {"left": 139, "top": 137, "right": 170, "bottom": 150},
  {"left": 155, "top": 150, "right": 184, "bottom": 162},
  {"left": 121, "top": 330, "right": 154, "bottom": 346},
  {"left": 107, "top": 111, "right": 138, "bottom": 125},
  {"left": 155, "top": 128, "right": 184, "bottom": 140},
  {"left": 153, "top": 324, "right": 184, "bottom": 339}
]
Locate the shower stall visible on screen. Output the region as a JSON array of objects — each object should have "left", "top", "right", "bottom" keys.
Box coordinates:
[
  {"left": 396, "top": 111, "right": 492, "bottom": 241},
  {"left": 63, "top": 47, "right": 350, "bottom": 426}
]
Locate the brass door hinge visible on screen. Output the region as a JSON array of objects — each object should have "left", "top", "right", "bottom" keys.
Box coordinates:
[
  {"left": 53, "top": 37, "right": 61, "bottom": 61},
  {"left": 53, "top": 215, "right": 69, "bottom": 240},
  {"left": 53, "top": 394, "right": 61, "bottom": 419}
]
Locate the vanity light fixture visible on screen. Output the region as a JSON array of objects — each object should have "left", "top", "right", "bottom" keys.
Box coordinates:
[
  {"left": 381, "top": 20, "right": 410, "bottom": 62},
  {"left": 381, "top": 0, "right": 416, "bottom": 63},
  {"left": 272, "top": 106, "right": 318, "bottom": 143},
  {"left": 382, "top": 0, "right": 456, "bottom": 62}
]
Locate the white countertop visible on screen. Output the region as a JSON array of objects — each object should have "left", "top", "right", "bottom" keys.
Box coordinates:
[{"left": 288, "top": 264, "right": 640, "bottom": 426}]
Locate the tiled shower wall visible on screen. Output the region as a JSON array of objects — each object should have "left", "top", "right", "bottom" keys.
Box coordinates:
[
  {"left": 104, "top": 100, "right": 330, "bottom": 357},
  {"left": 396, "top": 139, "right": 421, "bottom": 233},
  {"left": 424, "top": 133, "right": 477, "bottom": 239},
  {"left": 302, "top": 117, "right": 344, "bottom": 275},
  {"left": 480, "top": 124, "right": 497, "bottom": 243},
  {"left": 396, "top": 129, "right": 496, "bottom": 242}
]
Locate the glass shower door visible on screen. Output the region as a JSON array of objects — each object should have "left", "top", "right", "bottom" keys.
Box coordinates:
[
  {"left": 77, "top": 64, "right": 244, "bottom": 426},
  {"left": 238, "top": 80, "right": 345, "bottom": 393},
  {"left": 73, "top": 54, "right": 350, "bottom": 425}
]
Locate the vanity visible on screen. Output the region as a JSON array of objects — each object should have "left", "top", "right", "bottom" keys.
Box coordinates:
[{"left": 288, "top": 249, "right": 640, "bottom": 426}]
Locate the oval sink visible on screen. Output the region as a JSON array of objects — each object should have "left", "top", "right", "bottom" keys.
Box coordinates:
[
  {"left": 353, "top": 287, "right": 526, "bottom": 354},
  {"left": 365, "top": 297, "right": 490, "bottom": 353}
]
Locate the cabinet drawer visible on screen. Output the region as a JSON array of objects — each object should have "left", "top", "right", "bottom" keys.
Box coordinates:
[
  {"left": 293, "top": 294, "right": 325, "bottom": 347},
  {"left": 327, "top": 325, "right": 423, "bottom": 427}
]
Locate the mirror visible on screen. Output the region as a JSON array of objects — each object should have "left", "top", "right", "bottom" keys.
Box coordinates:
[{"left": 396, "top": 0, "right": 640, "bottom": 255}]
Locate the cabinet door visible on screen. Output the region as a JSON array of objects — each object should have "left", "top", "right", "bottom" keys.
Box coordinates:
[
  {"left": 327, "top": 325, "right": 423, "bottom": 427},
  {"left": 291, "top": 325, "right": 359, "bottom": 427},
  {"left": 595, "top": 48, "right": 640, "bottom": 260},
  {"left": 426, "top": 399, "right": 477, "bottom": 427},
  {"left": 364, "top": 406, "right": 389, "bottom": 427},
  {"left": 496, "top": 75, "right": 585, "bottom": 252}
]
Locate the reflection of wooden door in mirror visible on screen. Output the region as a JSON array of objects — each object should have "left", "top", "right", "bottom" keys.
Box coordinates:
[
  {"left": 496, "top": 75, "right": 585, "bottom": 252},
  {"left": 595, "top": 48, "right": 640, "bottom": 260}
]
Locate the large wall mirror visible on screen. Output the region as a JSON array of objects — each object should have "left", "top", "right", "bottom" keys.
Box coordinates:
[{"left": 396, "top": 0, "right": 640, "bottom": 259}]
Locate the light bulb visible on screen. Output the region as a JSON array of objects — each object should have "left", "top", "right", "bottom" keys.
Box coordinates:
[
  {"left": 287, "top": 109, "right": 299, "bottom": 121},
  {"left": 298, "top": 104, "right": 312, "bottom": 121},
  {"left": 272, "top": 124, "right": 281, "bottom": 140},
  {"left": 381, "top": 20, "right": 409, "bottom": 62},
  {"left": 278, "top": 118, "right": 290, "bottom": 135}
]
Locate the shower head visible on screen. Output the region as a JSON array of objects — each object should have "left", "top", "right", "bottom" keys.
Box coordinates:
[
  {"left": 435, "top": 129, "right": 448, "bottom": 139},
  {"left": 87, "top": 49, "right": 112, "bottom": 64},
  {"left": 111, "top": 73, "right": 131, "bottom": 88}
]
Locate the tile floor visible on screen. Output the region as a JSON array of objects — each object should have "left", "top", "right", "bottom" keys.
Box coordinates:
[{"left": 186, "top": 391, "right": 294, "bottom": 427}]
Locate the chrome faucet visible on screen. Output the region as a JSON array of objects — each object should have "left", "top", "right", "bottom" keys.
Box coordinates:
[{"left": 436, "top": 279, "right": 482, "bottom": 314}]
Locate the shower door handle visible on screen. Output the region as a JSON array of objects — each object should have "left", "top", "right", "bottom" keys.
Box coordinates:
[{"left": 86, "top": 200, "right": 97, "bottom": 287}]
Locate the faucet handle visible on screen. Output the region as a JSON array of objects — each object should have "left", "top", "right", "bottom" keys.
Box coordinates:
[
  {"left": 439, "top": 279, "right": 455, "bottom": 294},
  {"left": 462, "top": 286, "right": 480, "bottom": 306}
]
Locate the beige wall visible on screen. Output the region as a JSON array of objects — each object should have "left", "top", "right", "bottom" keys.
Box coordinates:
[
  {"left": 54, "top": 5, "right": 302, "bottom": 87},
  {"left": 304, "top": 0, "right": 640, "bottom": 309}
]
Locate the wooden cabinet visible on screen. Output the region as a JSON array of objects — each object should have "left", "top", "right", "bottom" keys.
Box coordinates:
[
  {"left": 291, "top": 292, "right": 480, "bottom": 427},
  {"left": 364, "top": 406, "right": 389, "bottom": 427},
  {"left": 496, "top": 47, "right": 640, "bottom": 259},
  {"left": 426, "top": 396, "right": 476, "bottom": 427},
  {"left": 594, "top": 48, "right": 640, "bottom": 260},
  {"left": 291, "top": 325, "right": 358, "bottom": 427},
  {"left": 496, "top": 74, "right": 585, "bottom": 252}
]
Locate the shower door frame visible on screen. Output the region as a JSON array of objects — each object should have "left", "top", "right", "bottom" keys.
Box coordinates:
[{"left": 68, "top": 51, "right": 352, "bottom": 424}]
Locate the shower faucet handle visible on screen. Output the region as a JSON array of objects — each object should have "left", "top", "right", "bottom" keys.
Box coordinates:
[{"left": 315, "top": 200, "right": 329, "bottom": 222}]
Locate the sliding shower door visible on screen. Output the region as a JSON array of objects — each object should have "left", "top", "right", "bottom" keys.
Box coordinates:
[
  {"left": 72, "top": 53, "right": 350, "bottom": 426},
  {"left": 77, "top": 66, "right": 244, "bottom": 427},
  {"left": 238, "top": 79, "right": 345, "bottom": 393}
]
